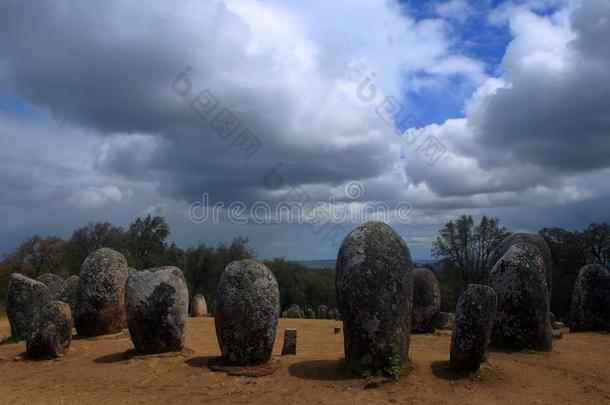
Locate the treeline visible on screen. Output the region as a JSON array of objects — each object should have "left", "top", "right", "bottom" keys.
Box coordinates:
[{"left": 0, "top": 215, "right": 336, "bottom": 311}]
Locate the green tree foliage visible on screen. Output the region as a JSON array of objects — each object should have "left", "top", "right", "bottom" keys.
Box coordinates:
[{"left": 124, "top": 215, "right": 171, "bottom": 269}]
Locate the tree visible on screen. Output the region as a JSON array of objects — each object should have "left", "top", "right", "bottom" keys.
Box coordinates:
[
  {"left": 432, "top": 215, "right": 509, "bottom": 288},
  {"left": 64, "top": 221, "right": 126, "bottom": 274},
  {"left": 582, "top": 223, "right": 610, "bottom": 267},
  {"left": 124, "top": 215, "right": 171, "bottom": 269}
]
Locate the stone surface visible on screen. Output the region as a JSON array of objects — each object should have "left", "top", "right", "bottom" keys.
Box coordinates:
[
  {"left": 281, "top": 328, "right": 297, "bottom": 355},
  {"left": 75, "top": 248, "right": 129, "bottom": 337},
  {"left": 286, "top": 304, "right": 302, "bottom": 318},
  {"left": 125, "top": 266, "right": 189, "bottom": 354},
  {"left": 489, "top": 233, "right": 553, "bottom": 295},
  {"left": 450, "top": 284, "right": 497, "bottom": 372},
  {"left": 7, "top": 273, "right": 53, "bottom": 340},
  {"left": 335, "top": 221, "right": 413, "bottom": 371},
  {"left": 552, "top": 321, "right": 565, "bottom": 329},
  {"left": 569, "top": 264, "right": 610, "bottom": 332},
  {"left": 317, "top": 305, "right": 329, "bottom": 319},
  {"left": 411, "top": 268, "right": 441, "bottom": 333},
  {"left": 328, "top": 307, "right": 341, "bottom": 320},
  {"left": 552, "top": 330, "right": 563, "bottom": 339},
  {"left": 58, "top": 275, "right": 79, "bottom": 318},
  {"left": 305, "top": 308, "right": 315, "bottom": 319},
  {"left": 26, "top": 301, "right": 72, "bottom": 359},
  {"left": 36, "top": 273, "right": 65, "bottom": 300},
  {"left": 489, "top": 242, "right": 552, "bottom": 351},
  {"left": 214, "top": 259, "right": 280, "bottom": 365},
  {"left": 190, "top": 294, "right": 208, "bottom": 317},
  {"left": 436, "top": 312, "right": 455, "bottom": 331}
]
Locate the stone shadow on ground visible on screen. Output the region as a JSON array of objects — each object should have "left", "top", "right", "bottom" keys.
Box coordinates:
[
  {"left": 288, "top": 360, "right": 353, "bottom": 381},
  {"left": 430, "top": 361, "right": 473, "bottom": 380}
]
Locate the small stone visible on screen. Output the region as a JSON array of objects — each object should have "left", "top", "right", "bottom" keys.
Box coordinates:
[
  {"left": 569, "top": 264, "right": 610, "bottom": 332},
  {"left": 286, "top": 304, "right": 302, "bottom": 318},
  {"left": 7, "top": 273, "right": 52, "bottom": 340},
  {"left": 214, "top": 259, "right": 280, "bottom": 365},
  {"left": 411, "top": 268, "right": 441, "bottom": 333},
  {"left": 552, "top": 330, "right": 563, "bottom": 340},
  {"left": 36, "top": 273, "right": 65, "bottom": 300},
  {"left": 190, "top": 294, "right": 208, "bottom": 317},
  {"left": 305, "top": 308, "right": 315, "bottom": 319},
  {"left": 317, "top": 305, "right": 329, "bottom": 319},
  {"left": 125, "top": 266, "right": 188, "bottom": 354},
  {"left": 281, "top": 328, "right": 297, "bottom": 355},
  {"left": 450, "top": 284, "right": 497, "bottom": 372},
  {"left": 334, "top": 327, "right": 342, "bottom": 334},
  {"left": 26, "top": 301, "right": 72, "bottom": 359}
]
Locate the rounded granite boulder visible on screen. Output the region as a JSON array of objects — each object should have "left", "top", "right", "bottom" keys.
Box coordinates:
[
  {"left": 26, "top": 301, "right": 73, "bottom": 359},
  {"left": 489, "top": 242, "right": 552, "bottom": 351},
  {"left": 287, "top": 304, "right": 302, "bottom": 318},
  {"left": 450, "top": 284, "right": 497, "bottom": 372},
  {"left": 7, "top": 273, "right": 53, "bottom": 340},
  {"left": 569, "top": 264, "right": 610, "bottom": 332},
  {"left": 305, "top": 308, "right": 315, "bottom": 319},
  {"left": 489, "top": 233, "right": 553, "bottom": 295},
  {"left": 58, "top": 275, "right": 79, "bottom": 317},
  {"left": 36, "top": 273, "right": 66, "bottom": 300},
  {"left": 75, "top": 248, "right": 129, "bottom": 337},
  {"left": 214, "top": 259, "right": 280, "bottom": 365},
  {"left": 335, "top": 221, "right": 413, "bottom": 371},
  {"left": 411, "top": 268, "right": 441, "bottom": 333},
  {"left": 125, "top": 266, "right": 189, "bottom": 354},
  {"left": 189, "top": 293, "right": 208, "bottom": 317},
  {"left": 317, "top": 305, "right": 329, "bottom": 320}
]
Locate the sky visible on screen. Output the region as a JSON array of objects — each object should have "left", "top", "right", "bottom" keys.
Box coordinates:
[{"left": 0, "top": 0, "right": 609, "bottom": 261}]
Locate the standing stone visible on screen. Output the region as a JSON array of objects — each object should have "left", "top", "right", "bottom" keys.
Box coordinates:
[
  {"left": 336, "top": 221, "right": 413, "bottom": 371},
  {"left": 450, "top": 285, "right": 497, "bottom": 372},
  {"left": 36, "top": 273, "right": 66, "bottom": 300},
  {"left": 317, "top": 305, "right": 329, "bottom": 319},
  {"left": 328, "top": 307, "right": 341, "bottom": 320},
  {"left": 569, "top": 264, "right": 610, "bottom": 332},
  {"left": 411, "top": 268, "right": 441, "bottom": 333},
  {"left": 26, "top": 301, "right": 72, "bottom": 359},
  {"left": 305, "top": 308, "right": 315, "bottom": 319},
  {"left": 7, "top": 274, "right": 53, "bottom": 340},
  {"left": 281, "top": 328, "right": 297, "bottom": 355},
  {"left": 287, "top": 304, "right": 302, "bottom": 318},
  {"left": 75, "top": 248, "right": 129, "bottom": 337},
  {"left": 490, "top": 242, "right": 552, "bottom": 351},
  {"left": 489, "top": 233, "right": 553, "bottom": 295},
  {"left": 125, "top": 266, "right": 188, "bottom": 354},
  {"left": 190, "top": 294, "right": 208, "bottom": 317},
  {"left": 58, "top": 275, "right": 79, "bottom": 319},
  {"left": 436, "top": 312, "right": 455, "bottom": 330},
  {"left": 214, "top": 260, "right": 280, "bottom": 365}
]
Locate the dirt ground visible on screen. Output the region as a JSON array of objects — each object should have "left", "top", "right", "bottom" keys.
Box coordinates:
[{"left": 1, "top": 317, "right": 609, "bottom": 405}]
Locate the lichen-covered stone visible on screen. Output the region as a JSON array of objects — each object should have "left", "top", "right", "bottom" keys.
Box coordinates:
[
  {"left": 190, "top": 294, "right": 208, "bottom": 317},
  {"left": 58, "top": 275, "right": 79, "bottom": 318},
  {"left": 411, "top": 268, "right": 441, "bottom": 333},
  {"left": 214, "top": 259, "right": 280, "bottom": 365},
  {"left": 7, "top": 273, "right": 53, "bottom": 340},
  {"left": 490, "top": 242, "right": 552, "bottom": 351},
  {"left": 287, "top": 304, "right": 302, "bottom": 318},
  {"left": 305, "top": 308, "right": 315, "bottom": 319},
  {"left": 489, "top": 233, "right": 553, "bottom": 295},
  {"left": 569, "top": 264, "right": 610, "bottom": 332},
  {"left": 26, "top": 301, "right": 72, "bottom": 359},
  {"left": 125, "top": 266, "right": 188, "bottom": 354},
  {"left": 317, "top": 305, "right": 329, "bottom": 319},
  {"left": 75, "top": 248, "right": 129, "bottom": 337},
  {"left": 450, "top": 284, "right": 497, "bottom": 372},
  {"left": 335, "top": 221, "right": 413, "bottom": 371},
  {"left": 328, "top": 307, "right": 341, "bottom": 320},
  {"left": 281, "top": 328, "right": 297, "bottom": 355},
  {"left": 36, "top": 273, "right": 65, "bottom": 300}
]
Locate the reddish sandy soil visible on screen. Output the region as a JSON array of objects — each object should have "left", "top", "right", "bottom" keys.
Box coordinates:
[{"left": 1, "top": 317, "right": 609, "bottom": 404}]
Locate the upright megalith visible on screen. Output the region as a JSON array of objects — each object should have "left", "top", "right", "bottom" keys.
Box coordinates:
[
  {"left": 317, "top": 305, "right": 329, "bottom": 320},
  {"left": 335, "top": 221, "right": 413, "bottom": 371},
  {"left": 489, "top": 242, "right": 552, "bottom": 351},
  {"left": 287, "top": 304, "right": 302, "bottom": 318},
  {"left": 75, "top": 248, "right": 129, "bottom": 337},
  {"left": 7, "top": 273, "right": 52, "bottom": 340},
  {"left": 305, "top": 308, "right": 315, "bottom": 319},
  {"left": 281, "top": 328, "right": 297, "bottom": 355},
  {"left": 569, "top": 264, "right": 610, "bottom": 332},
  {"left": 450, "top": 285, "right": 497, "bottom": 372},
  {"left": 36, "top": 273, "right": 65, "bottom": 300},
  {"left": 59, "top": 275, "right": 79, "bottom": 318},
  {"left": 411, "top": 268, "right": 441, "bottom": 333},
  {"left": 214, "top": 260, "right": 280, "bottom": 365},
  {"left": 190, "top": 294, "right": 208, "bottom": 317},
  {"left": 26, "top": 301, "right": 72, "bottom": 360},
  {"left": 489, "top": 233, "right": 553, "bottom": 295},
  {"left": 125, "top": 266, "right": 189, "bottom": 354}
]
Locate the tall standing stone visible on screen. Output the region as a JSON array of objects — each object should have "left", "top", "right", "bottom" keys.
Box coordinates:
[
  {"left": 214, "top": 260, "right": 280, "bottom": 365},
  {"left": 26, "top": 301, "right": 73, "bottom": 359},
  {"left": 190, "top": 293, "right": 208, "bottom": 317},
  {"left": 75, "top": 248, "right": 129, "bottom": 337},
  {"left": 281, "top": 328, "right": 297, "bottom": 355},
  {"left": 336, "top": 221, "right": 413, "bottom": 371},
  {"left": 7, "top": 273, "right": 52, "bottom": 340},
  {"left": 411, "top": 268, "right": 441, "bottom": 333},
  {"left": 489, "top": 233, "right": 553, "bottom": 295},
  {"left": 489, "top": 242, "right": 552, "bottom": 351},
  {"left": 36, "top": 273, "right": 66, "bottom": 300},
  {"left": 58, "top": 275, "right": 79, "bottom": 318},
  {"left": 125, "top": 266, "right": 189, "bottom": 354},
  {"left": 450, "top": 285, "right": 497, "bottom": 372},
  {"left": 569, "top": 264, "right": 610, "bottom": 332}
]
